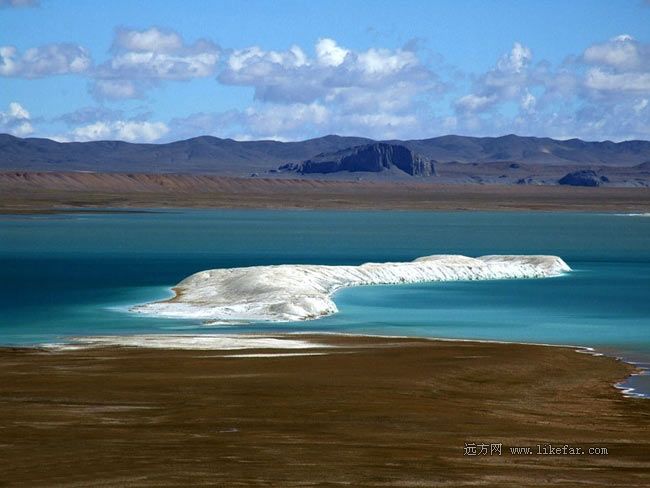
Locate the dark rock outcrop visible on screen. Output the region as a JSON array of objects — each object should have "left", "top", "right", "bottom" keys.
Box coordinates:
[
  {"left": 558, "top": 170, "right": 608, "bottom": 187},
  {"left": 279, "top": 143, "right": 436, "bottom": 177},
  {"left": 516, "top": 177, "right": 537, "bottom": 185}
]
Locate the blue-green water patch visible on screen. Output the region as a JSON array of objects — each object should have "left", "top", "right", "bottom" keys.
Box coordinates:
[{"left": 1, "top": 209, "right": 648, "bottom": 395}]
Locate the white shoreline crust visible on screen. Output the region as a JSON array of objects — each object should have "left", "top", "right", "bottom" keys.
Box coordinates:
[
  {"left": 46, "top": 335, "right": 326, "bottom": 351},
  {"left": 131, "top": 254, "right": 571, "bottom": 324}
]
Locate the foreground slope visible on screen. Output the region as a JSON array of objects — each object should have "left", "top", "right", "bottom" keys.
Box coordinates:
[{"left": 1, "top": 336, "right": 648, "bottom": 487}]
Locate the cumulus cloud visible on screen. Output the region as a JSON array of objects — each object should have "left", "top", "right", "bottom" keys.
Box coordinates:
[
  {"left": 581, "top": 35, "right": 650, "bottom": 96},
  {"left": 170, "top": 100, "right": 429, "bottom": 142},
  {"left": 114, "top": 27, "right": 184, "bottom": 53},
  {"left": 508, "top": 95, "right": 650, "bottom": 142},
  {"left": 69, "top": 120, "right": 169, "bottom": 142},
  {"left": 215, "top": 38, "right": 441, "bottom": 139},
  {"left": 454, "top": 42, "right": 534, "bottom": 115},
  {"left": 0, "top": 44, "right": 91, "bottom": 78},
  {"left": 455, "top": 93, "right": 497, "bottom": 113},
  {"left": 3, "top": 28, "right": 648, "bottom": 142},
  {"left": 315, "top": 38, "right": 348, "bottom": 67},
  {"left": 91, "top": 27, "right": 220, "bottom": 100},
  {"left": 520, "top": 90, "right": 536, "bottom": 113},
  {"left": 167, "top": 103, "right": 333, "bottom": 142},
  {"left": 583, "top": 34, "right": 646, "bottom": 71},
  {"left": 554, "top": 35, "right": 650, "bottom": 138},
  {"left": 497, "top": 42, "right": 532, "bottom": 73},
  {"left": 585, "top": 68, "right": 650, "bottom": 93},
  {"left": 51, "top": 104, "right": 168, "bottom": 142},
  {"left": 0, "top": 26, "right": 219, "bottom": 100},
  {"left": 107, "top": 27, "right": 219, "bottom": 79},
  {"left": 0, "top": 102, "right": 34, "bottom": 136},
  {"left": 220, "top": 38, "right": 437, "bottom": 105},
  {"left": 90, "top": 79, "right": 143, "bottom": 100},
  {"left": 243, "top": 102, "right": 330, "bottom": 140},
  {"left": 448, "top": 34, "right": 650, "bottom": 140}
]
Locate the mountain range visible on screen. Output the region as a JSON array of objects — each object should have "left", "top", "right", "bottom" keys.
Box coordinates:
[{"left": 2, "top": 133, "right": 650, "bottom": 177}]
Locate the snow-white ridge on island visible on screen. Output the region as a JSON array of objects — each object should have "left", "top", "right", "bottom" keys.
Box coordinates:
[{"left": 131, "top": 255, "right": 571, "bottom": 324}]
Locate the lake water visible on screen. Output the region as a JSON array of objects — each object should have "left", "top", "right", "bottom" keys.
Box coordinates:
[{"left": 1, "top": 209, "right": 648, "bottom": 396}]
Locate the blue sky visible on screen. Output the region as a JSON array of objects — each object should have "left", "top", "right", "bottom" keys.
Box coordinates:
[{"left": 1, "top": 0, "right": 649, "bottom": 142}]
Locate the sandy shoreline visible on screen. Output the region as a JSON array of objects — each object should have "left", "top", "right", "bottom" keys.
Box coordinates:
[{"left": 1, "top": 334, "right": 648, "bottom": 487}]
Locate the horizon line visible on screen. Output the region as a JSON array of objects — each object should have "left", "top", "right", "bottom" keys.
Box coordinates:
[{"left": 2, "top": 132, "right": 650, "bottom": 146}]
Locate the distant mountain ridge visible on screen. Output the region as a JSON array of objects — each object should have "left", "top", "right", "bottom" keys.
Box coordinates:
[{"left": 1, "top": 133, "right": 650, "bottom": 176}]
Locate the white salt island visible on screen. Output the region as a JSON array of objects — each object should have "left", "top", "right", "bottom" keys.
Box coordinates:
[{"left": 132, "top": 255, "right": 570, "bottom": 324}]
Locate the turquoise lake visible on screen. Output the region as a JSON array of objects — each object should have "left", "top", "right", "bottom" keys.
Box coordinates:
[{"left": 1, "top": 210, "right": 649, "bottom": 396}]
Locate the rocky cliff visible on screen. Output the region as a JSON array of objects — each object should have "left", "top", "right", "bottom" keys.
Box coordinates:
[{"left": 279, "top": 143, "right": 436, "bottom": 177}]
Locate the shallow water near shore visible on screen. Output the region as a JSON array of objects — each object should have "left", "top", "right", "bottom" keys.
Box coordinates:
[{"left": 1, "top": 209, "right": 649, "bottom": 395}]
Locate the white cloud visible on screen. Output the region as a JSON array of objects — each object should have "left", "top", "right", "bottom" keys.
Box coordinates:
[
  {"left": 52, "top": 106, "right": 167, "bottom": 143},
  {"left": 315, "top": 38, "right": 348, "bottom": 67},
  {"left": 114, "top": 27, "right": 183, "bottom": 53},
  {"left": 581, "top": 35, "right": 650, "bottom": 97},
  {"left": 70, "top": 120, "right": 169, "bottom": 142},
  {"left": 168, "top": 103, "right": 335, "bottom": 142},
  {"left": 169, "top": 100, "right": 431, "bottom": 142},
  {"left": 220, "top": 38, "right": 437, "bottom": 104},
  {"left": 450, "top": 85, "right": 650, "bottom": 142},
  {"left": 455, "top": 94, "right": 496, "bottom": 112},
  {"left": 0, "top": 43, "right": 91, "bottom": 78},
  {"left": 449, "top": 35, "right": 650, "bottom": 140},
  {"left": 0, "top": 47, "right": 18, "bottom": 76},
  {"left": 90, "top": 79, "right": 142, "bottom": 100},
  {"left": 3, "top": 29, "right": 648, "bottom": 143},
  {"left": 496, "top": 42, "right": 532, "bottom": 73},
  {"left": 8, "top": 101, "right": 29, "bottom": 119},
  {"left": 0, "top": 101, "right": 34, "bottom": 136},
  {"left": 91, "top": 27, "right": 221, "bottom": 100},
  {"left": 585, "top": 68, "right": 650, "bottom": 93},
  {"left": 454, "top": 42, "right": 534, "bottom": 114},
  {"left": 215, "top": 37, "right": 440, "bottom": 139},
  {"left": 583, "top": 35, "right": 646, "bottom": 71},
  {"left": 356, "top": 47, "right": 418, "bottom": 76},
  {"left": 555, "top": 97, "right": 650, "bottom": 141},
  {"left": 225, "top": 45, "right": 308, "bottom": 81},
  {"left": 521, "top": 90, "right": 536, "bottom": 113},
  {"left": 244, "top": 103, "right": 329, "bottom": 138},
  {"left": 107, "top": 44, "right": 218, "bottom": 79}
]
